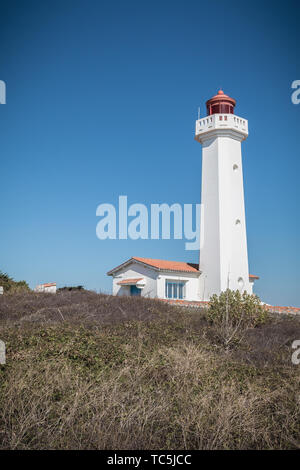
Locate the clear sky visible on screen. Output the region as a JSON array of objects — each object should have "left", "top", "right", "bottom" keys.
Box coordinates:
[{"left": 0, "top": 0, "right": 299, "bottom": 306}]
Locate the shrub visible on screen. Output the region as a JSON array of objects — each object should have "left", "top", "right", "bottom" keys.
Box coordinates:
[
  {"left": 0, "top": 271, "right": 30, "bottom": 293},
  {"left": 57, "top": 286, "right": 84, "bottom": 292},
  {"left": 207, "top": 290, "right": 268, "bottom": 351}
]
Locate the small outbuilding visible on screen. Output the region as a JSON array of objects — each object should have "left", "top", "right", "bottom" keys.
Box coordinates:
[{"left": 34, "top": 282, "right": 56, "bottom": 294}]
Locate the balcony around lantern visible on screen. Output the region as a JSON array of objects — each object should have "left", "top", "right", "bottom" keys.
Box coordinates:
[{"left": 195, "top": 113, "right": 248, "bottom": 141}]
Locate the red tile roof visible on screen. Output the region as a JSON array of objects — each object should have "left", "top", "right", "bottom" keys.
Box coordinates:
[
  {"left": 108, "top": 256, "right": 259, "bottom": 280},
  {"left": 117, "top": 278, "right": 143, "bottom": 286},
  {"left": 132, "top": 257, "right": 199, "bottom": 273},
  {"left": 42, "top": 283, "right": 56, "bottom": 287}
]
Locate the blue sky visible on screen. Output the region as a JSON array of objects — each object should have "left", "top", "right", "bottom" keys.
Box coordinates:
[{"left": 0, "top": 0, "right": 299, "bottom": 306}]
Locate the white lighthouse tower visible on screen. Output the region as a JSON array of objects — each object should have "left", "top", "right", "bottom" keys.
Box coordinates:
[{"left": 195, "top": 90, "right": 252, "bottom": 300}]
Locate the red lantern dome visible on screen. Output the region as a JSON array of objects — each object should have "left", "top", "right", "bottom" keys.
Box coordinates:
[{"left": 206, "top": 89, "right": 236, "bottom": 116}]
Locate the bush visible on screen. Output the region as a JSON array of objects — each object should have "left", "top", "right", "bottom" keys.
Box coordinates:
[
  {"left": 207, "top": 290, "right": 268, "bottom": 351},
  {"left": 0, "top": 271, "right": 30, "bottom": 293},
  {"left": 57, "top": 286, "right": 84, "bottom": 292}
]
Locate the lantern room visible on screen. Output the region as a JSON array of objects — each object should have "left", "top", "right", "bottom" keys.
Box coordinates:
[{"left": 206, "top": 89, "right": 236, "bottom": 116}]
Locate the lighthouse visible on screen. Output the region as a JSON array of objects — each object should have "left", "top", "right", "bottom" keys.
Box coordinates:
[
  {"left": 107, "top": 90, "right": 258, "bottom": 303},
  {"left": 195, "top": 90, "right": 252, "bottom": 300}
]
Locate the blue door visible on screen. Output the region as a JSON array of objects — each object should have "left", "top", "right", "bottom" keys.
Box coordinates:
[{"left": 130, "top": 285, "right": 141, "bottom": 296}]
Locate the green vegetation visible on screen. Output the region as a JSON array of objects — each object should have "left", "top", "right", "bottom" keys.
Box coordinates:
[
  {"left": 207, "top": 290, "right": 269, "bottom": 351},
  {"left": 0, "top": 290, "right": 299, "bottom": 449},
  {"left": 0, "top": 271, "right": 29, "bottom": 293},
  {"left": 57, "top": 285, "right": 84, "bottom": 292}
]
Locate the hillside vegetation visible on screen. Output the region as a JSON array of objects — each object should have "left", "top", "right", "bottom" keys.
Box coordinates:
[
  {"left": 0, "top": 271, "right": 29, "bottom": 293},
  {"left": 0, "top": 290, "right": 299, "bottom": 449}
]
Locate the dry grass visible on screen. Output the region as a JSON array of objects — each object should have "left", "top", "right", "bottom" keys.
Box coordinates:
[{"left": 0, "top": 291, "right": 299, "bottom": 449}]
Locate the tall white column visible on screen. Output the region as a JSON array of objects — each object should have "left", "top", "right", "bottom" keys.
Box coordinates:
[{"left": 195, "top": 113, "right": 251, "bottom": 300}]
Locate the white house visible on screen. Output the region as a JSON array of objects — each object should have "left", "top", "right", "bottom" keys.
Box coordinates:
[
  {"left": 107, "top": 256, "right": 258, "bottom": 301},
  {"left": 107, "top": 90, "right": 259, "bottom": 302},
  {"left": 34, "top": 282, "right": 57, "bottom": 294}
]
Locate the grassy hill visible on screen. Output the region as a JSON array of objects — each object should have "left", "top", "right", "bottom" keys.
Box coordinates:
[{"left": 0, "top": 290, "right": 299, "bottom": 449}]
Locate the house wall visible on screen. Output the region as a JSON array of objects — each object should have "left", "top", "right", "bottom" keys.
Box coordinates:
[
  {"left": 44, "top": 285, "right": 56, "bottom": 294},
  {"left": 112, "top": 263, "right": 158, "bottom": 297},
  {"left": 35, "top": 284, "right": 56, "bottom": 294},
  {"left": 111, "top": 262, "right": 201, "bottom": 300}
]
